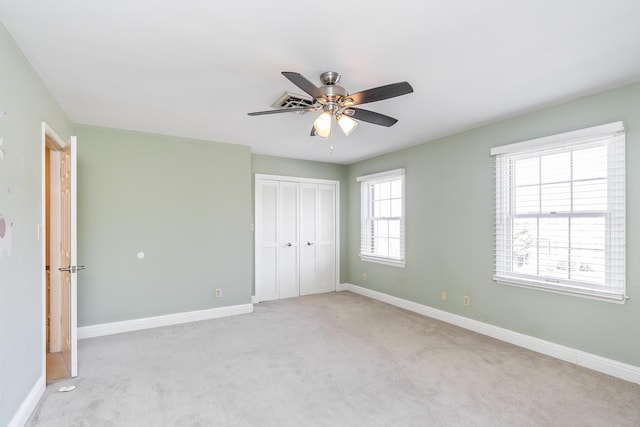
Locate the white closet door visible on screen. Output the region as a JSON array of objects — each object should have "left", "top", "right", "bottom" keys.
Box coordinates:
[
  {"left": 278, "top": 182, "right": 299, "bottom": 299},
  {"left": 299, "top": 183, "right": 318, "bottom": 295},
  {"left": 255, "top": 175, "right": 338, "bottom": 302},
  {"left": 317, "top": 184, "right": 336, "bottom": 293},
  {"left": 255, "top": 180, "right": 279, "bottom": 301}
]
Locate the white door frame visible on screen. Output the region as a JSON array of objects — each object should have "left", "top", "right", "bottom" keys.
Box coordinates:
[{"left": 254, "top": 174, "right": 340, "bottom": 301}]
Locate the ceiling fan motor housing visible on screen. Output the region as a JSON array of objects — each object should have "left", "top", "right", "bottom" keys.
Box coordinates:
[
  {"left": 319, "top": 85, "right": 347, "bottom": 102},
  {"left": 318, "top": 71, "right": 348, "bottom": 106}
]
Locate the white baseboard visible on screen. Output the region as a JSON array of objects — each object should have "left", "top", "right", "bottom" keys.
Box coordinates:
[
  {"left": 345, "top": 283, "right": 640, "bottom": 385},
  {"left": 78, "top": 303, "right": 254, "bottom": 340},
  {"left": 253, "top": 284, "right": 347, "bottom": 303},
  {"left": 336, "top": 283, "right": 348, "bottom": 292},
  {"left": 9, "top": 375, "right": 45, "bottom": 427}
]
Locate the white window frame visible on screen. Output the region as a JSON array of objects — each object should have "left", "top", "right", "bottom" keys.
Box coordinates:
[
  {"left": 357, "top": 168, "right": 406, "bottom": 268},
  {"left": 491, "top": 122, "right": 626, "bottom": 303}
]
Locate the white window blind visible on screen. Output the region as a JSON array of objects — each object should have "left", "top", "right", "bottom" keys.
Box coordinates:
[
  {"left": 357, "top": 169, "right": 405, "bottom": 267},
  {"left": 491, "top": 122, "right": 626, "bottom": 302}
]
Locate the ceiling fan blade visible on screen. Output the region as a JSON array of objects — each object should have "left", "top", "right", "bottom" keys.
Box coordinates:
[
  {"left": 248, "top": 107, "right": 312, "bottom": 116},
  {"left": 345, "top": 81, "right": 413, "bottom": 106},
  {"left": 282, "top": 72, "right": 326, "bottom": 100},
  {"left": 347, "top": 108, "right": 398, "bottom": 127}
]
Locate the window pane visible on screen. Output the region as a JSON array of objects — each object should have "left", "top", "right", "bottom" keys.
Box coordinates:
[
  {"left": 571, "top": 249, "right": 605, "bottom": 284},
  {"left": 512, "top": 218, "right": 537, "bottom": 275},
  {"left": 570, "top": 217, "right": 605, "bottom": 284},
  {"left": 541, "top": 152, "right": 570, "bottom": 183},
  {"left": 391, "top": 199, "right": 402, "bottom": 217},
  {"left": 375, "top": 220, "right": 389, "bottom": 238},
  {"left": 541, "top": 182, "right": 570, "bottom": 212},
  {"left": 514, "top": 157, "right": 539, "bottom": 186},
  {"left": 573, "top": 146, "right": 607, "bottom": 180},
  {"left": 573, "top": 179, "right": 607, "bottom": 212},
  {"left": 539, "top": 217, "right": 569, "bottom": 279},
  {"left": 378, "top": 181, "right": 391, "bottom": 199},
  {"left": 375, "top": 238, "right": 389, "bottom": 257},
  {"left": 391, "top": 179, "right": 402, "bottom": 198},
  {"left": 389, "top": 220, "right": 400, "bottom": 239},
  {"left": 389, "top": 238, "right": 401, "bottom": 258},
  {"left": 380, "top": 200, "right": 391, "bottom": 218},
  {"left": 571, "top": 217, "right": 605, "bottom": 250},
  {"left": 514, "top": 185, "right": 539, "bottom": 214}
]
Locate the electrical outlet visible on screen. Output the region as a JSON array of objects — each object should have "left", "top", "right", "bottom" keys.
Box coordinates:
[
  {"left": 441, "top": 291, "right": 447, "bottom": 301},
  {"left": 361, "top": 273, "right": 367, "bottom": 281},
  {"left": 463, "top": 295, "right": 470, "bottom": 306},
  {"left": 215, "top": 289, "right": 222, "bottom": 298}
]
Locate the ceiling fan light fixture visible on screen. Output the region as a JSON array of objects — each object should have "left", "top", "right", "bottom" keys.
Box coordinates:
[
  {"left": 313, "top": 111, "right": 332, "bottom": 138},
  {"left": 337, "top": 115, "right": 358, "bottom": 136}
]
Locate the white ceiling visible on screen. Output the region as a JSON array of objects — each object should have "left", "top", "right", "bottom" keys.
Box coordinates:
[{"left": 2, "top": 1, "right": 640, "bottom": 164}]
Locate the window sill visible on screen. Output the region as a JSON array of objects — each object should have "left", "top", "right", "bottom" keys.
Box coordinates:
[
  {"left": 360, "top": 254, "right": 405, "bottom": 268},
  {"left": 493, "top": 275, "right": 627, "bottom": 304}
]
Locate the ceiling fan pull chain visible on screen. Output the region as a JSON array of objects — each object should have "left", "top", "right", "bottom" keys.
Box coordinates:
[{"left": 329, "top": 122, "right": 334, "bottom": 153}]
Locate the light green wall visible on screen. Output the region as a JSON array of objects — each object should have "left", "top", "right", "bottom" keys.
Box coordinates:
[
  {"left": 347, "top": 82, "right": 640, "bottom": 367},
  {"left": 251, "top": 154, "right": 349, "bottom": 284},
  {"left": 0, "top": 23, "right": 72, "bottom": 426},
  {"left": 75, "top": 125, "right": 253, "bottom": 326}
]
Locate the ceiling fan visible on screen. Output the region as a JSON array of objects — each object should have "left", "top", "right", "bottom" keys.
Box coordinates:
[{"left": 248, "top": 71, "right": 413, "bottom": 138}]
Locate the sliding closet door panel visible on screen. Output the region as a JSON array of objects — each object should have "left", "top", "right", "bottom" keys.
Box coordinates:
[
  {"left": 317, "top": 184, "right": 336, "bottom": 293},
  {"left": 278, "top": 182, "right": 299, "bottom": 299},
  {"left": 299, "top": 184, "right": 318, "bottom": 295},
  {"left": 256, "top": 181, "right": 279, "bottom": 301}
]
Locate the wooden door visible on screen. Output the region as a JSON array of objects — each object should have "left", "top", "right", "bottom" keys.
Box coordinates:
[{"left": 59, "top": 137, "right": 78, "bottom": 377}]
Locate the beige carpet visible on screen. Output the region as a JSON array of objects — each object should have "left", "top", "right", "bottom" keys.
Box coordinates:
[{"left": 28, "top": 291, "right": 640, "bottom": 426}]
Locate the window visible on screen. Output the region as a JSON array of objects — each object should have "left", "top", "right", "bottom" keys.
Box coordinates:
[
  {"left": 358, "top": 168, "right": 405, "bottom": 267},
  {"left": 491, "top": 122, "right": 626, "bottom": 302}
]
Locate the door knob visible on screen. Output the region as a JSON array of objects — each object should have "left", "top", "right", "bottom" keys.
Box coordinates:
[
  {"left": 286, "top": 242, "right": 292, "bottom": 247},
  {"left": 58, "top": 265, "right": 86, "bottom": 273},
  {"left": 307, "top": 241, "right": 315, "bottom": 246}
]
